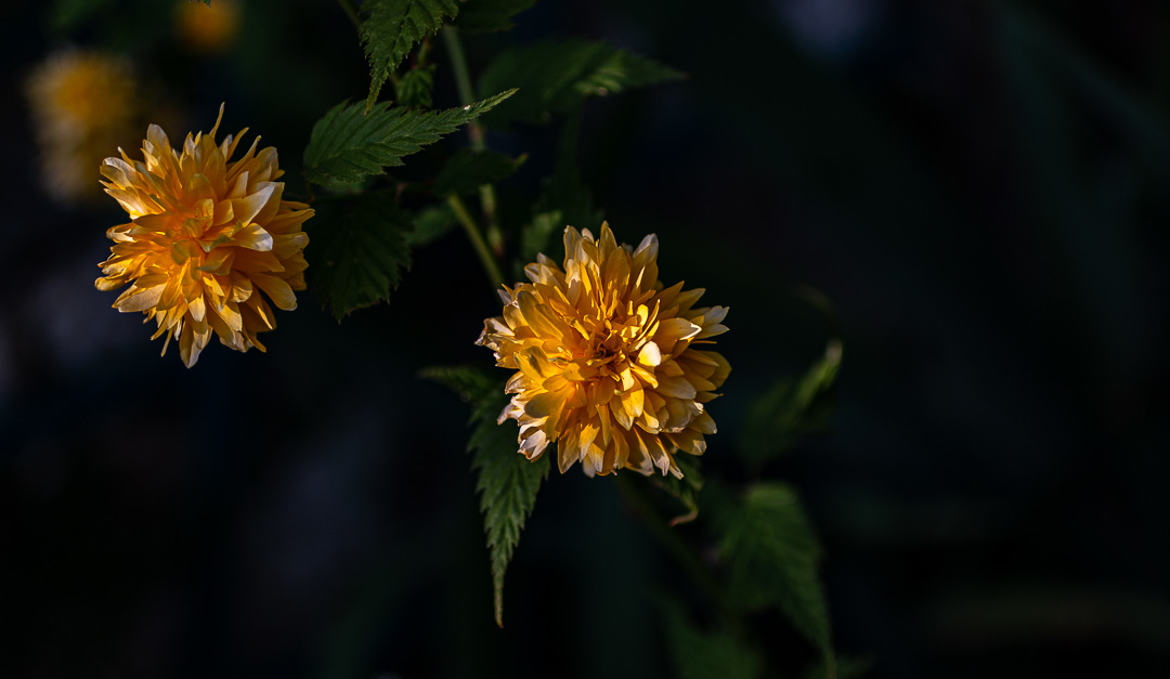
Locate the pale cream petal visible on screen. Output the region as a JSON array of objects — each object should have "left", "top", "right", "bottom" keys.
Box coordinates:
[{"left": 636, "top": 341, "right": 662, "bottom": 367}]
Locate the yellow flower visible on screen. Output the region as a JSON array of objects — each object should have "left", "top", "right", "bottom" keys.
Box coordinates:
[
  {"left": 95, "top": 105, "right": 313, "bottom": 367},
  {"left": 25, "top": 50, "right": 138, "bottom": 201},
  {"left": 175, "top": 0, "right": 241, "bottom": 54},
  {"left": 477, "top": 223, "right": 730, "bottom": 477}
]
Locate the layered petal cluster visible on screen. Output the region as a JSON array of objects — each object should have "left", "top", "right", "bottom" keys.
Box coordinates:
[
  {"left": 25, "top": 50, "right": 139, "bottom": 201},
  {"left": 477, "top": 223, "right": 730, "bottom": 477},
  {"left": 95, "top": 106, "right": 313, "bottom": 367}
]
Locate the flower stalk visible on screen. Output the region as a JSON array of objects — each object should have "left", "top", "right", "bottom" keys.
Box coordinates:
[
  {"left": 447, "top": 193, "right": 504, "bottom": 288},
  {"left": 441, "top": 26, "right": 504, "bottom": 256}
]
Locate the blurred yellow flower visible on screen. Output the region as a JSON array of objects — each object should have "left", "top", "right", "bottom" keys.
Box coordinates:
[
  {"left": 95, "top": 105, "right": 313, "bottom": 367},
  {"left": 477, "top": 223, "right": 730, "bottom": 477},
  {"left": 175, "top": 0, "right": 241, "bottom": 53},
  {"left": 25, "top": 50, "right": 138, "bottom": 201}
]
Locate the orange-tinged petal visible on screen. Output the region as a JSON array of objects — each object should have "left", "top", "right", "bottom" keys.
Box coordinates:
[{"left": 251, "top": 273, "right": 296, "bottom": 311}]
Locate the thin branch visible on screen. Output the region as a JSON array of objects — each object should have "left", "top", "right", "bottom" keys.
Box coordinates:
[
  {"left": 441, "top": 26, "right": 504, "bottom": 256},
  {"left": 448, "top": 193, "right": 504, "bottom": 288}
]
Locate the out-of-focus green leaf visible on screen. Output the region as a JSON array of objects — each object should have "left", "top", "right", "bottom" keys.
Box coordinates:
[
  {"left": 478, "top": 39, "right": 684, "bottom": 126},
  {"left": 421, "top": 365, "right": 549, "bottom": 627},
  {"left": 433, "top": 149, "right": 525, "bottom": 196},
  {"left": 661, "top": 599, "right": 761, "bottom": 679},
  {"left": 742, "top": 339, "right": 842, "bottom": 463},
  {"left": 303, "top": 90, "right": 516, "bottom": 186},
  {"left": 49, "top": 0, "right": 111, "bottom": 32},
  {"left": 408, "top": 203, "right": 457, "bottom": 245},
  {"left": 454, "top": 0, "right": 537, "bottom": 33},
  {"left": 420, "top": 365, "right": 496, "bottom": 402},
  {"left": 720, "top": 483, "right": 835, "bottom": 675},
  {"left": 999, "top": 5, "right": 1170, "bottom": 163},
  {"left": 395, "top": 64, "right": 436, "bottom": 108},
  {"left": 800, "top": 656, "right": 872, "bottom": 679},
  {"left": 306, "top": 192, "right": 413, "bottom": 320},
  {"left": 519, "top": 209, "right": 563, "bottom": 264},
  {"left": 360, "top": 0, "right": 458, "bottom": 108}
]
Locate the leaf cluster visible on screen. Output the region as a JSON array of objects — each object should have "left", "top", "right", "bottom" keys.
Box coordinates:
[
  {"left": 645, "top": 340, "right": 846, "bottom": 678},
  {"left": 295, "top": 5, "right": 843, "bottom": 669},
  {"left": 360, "top": 0, "right": 458, "bottom": 108},
  {"left": 300, "top": 90, "right": 514, "bottom": 318}
]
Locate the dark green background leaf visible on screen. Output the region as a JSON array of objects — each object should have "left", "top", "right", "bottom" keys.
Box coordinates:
[
  {"left": 720, "top": 483, "right": 835, "bottom": 673},
  {"left": 395, "top": 64, "right": 436, "bottom": 108},
  {"left": 519, "top": 209, "right": 563, "bottom": 264},
  {"left": 799, "top": 657, "right": 872, "bottom": 679},
  {"left": 478, "top": 39, "right": 684, "bottom": 126},
  {"left": 408, "top": 203, "right": 457, "bottom": 246},
  {"left": 661, "top": 599, "right": 762, "bottom": 679},
  {"left": 306, "top": 192, "right": 413, "bottom": 320},
  {"left": 742, "top": 340, "right": 843, "bottom": 464},
  {"left": 454, "top": 0, "right": 536, "bottom": 33},
  {"left": 433, "top": 149, "right": 525, "bottom": 196}
]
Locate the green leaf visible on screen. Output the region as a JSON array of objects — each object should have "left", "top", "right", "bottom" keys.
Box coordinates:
[
  {"left": 305, "top": 192, "right": 413, "bottom": 320},
  {"left": 360, "top": 0, "right": 458, "bottom": 108},
  {"left": 661, "top": 599, "right": 762, "bottom": 679},
  {"left": 422, "top": 365, "right": 549, "bottom": 627},
  {"left": 454, "top": 0, "right": 537, "bottom": 33},
  {"left": 519, "top": 209, "right": 563, "bottom": 264},
  {"left": 538, "top": 172, "right": 601, "bottom": 237},
  {"left": 394, "top": 64, "right": 436, "bottom": 109},
  {"left": 799, "top": 657, "right": 872, "bottom": 679},
  {"left": 420, "top": 365, "right": 496, "bottom": 402},
  {"left": 720, "top": 483, "right": 835, "bottom": 675},
  {"left": 407, "top": 203, "right": 457, "bottom": 246},
  {"left": 302, "top": 89, "right": 517, "bottom": 187},
  {"left": 434, "top": 149, "right": 526, "bottom": 196},
  {"left": 479, "top": 39, "right": 684, "bottom": 126},
  {"left": 50, "top": 0, "right": 112, "bottom": 32},
  {"left": 742, "top": 339, "right": 842, "bottom": 463}
]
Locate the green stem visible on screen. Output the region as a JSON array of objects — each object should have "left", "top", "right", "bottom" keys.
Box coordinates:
[
  {"left": 334, "top": 0, "right": 361, "bottom": 30},
  {"left": 448, "top": 193, "right": 504, "bottom": 288},
  {"left": 441, "top": 26, "right": 504, "bottom": 256}
]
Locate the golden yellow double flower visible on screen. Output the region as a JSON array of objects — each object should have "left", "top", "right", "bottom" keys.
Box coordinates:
[
  {"left": 478, "top": 224, "right": 730, "bottom": 477},
  {"left": 95, "top": 106, "right": 313, "bottom": 367},
  {"left": 94, "top": 110, "right": 728, "bottom": 474}
]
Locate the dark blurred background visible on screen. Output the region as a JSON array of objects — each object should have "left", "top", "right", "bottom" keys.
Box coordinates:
[{"left": 2, "top": 0, "right": 1169, "bottom": 677}]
